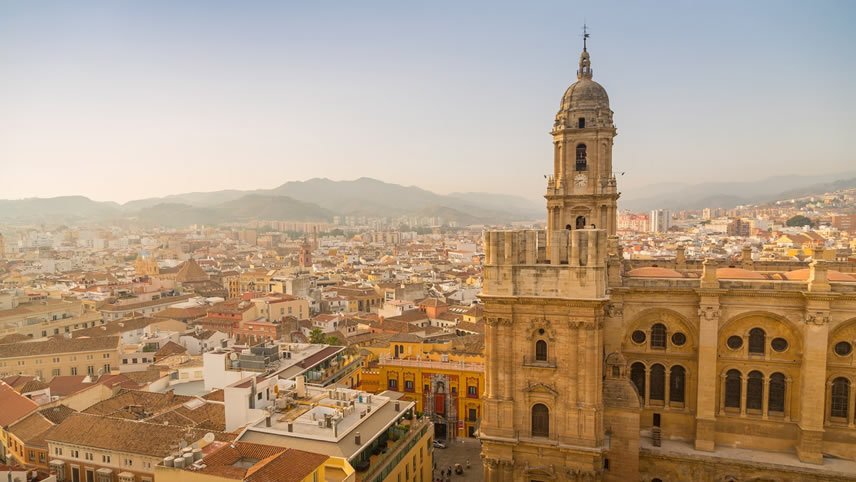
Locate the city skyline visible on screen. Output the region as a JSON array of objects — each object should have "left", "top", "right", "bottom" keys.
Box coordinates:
[{"left": 2, "top": 0, "right": 855, "bottom": 203}]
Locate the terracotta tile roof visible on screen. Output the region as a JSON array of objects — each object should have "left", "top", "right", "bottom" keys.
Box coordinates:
[
  {"left": 154, "top": 341, "right": 187, "bottom": 361},
  {"left": 0, "top": 333, "right": 31, "bottom": 345},
  {"left": 71, "top": 317, "right": 161, "bottom": 338},
  {"left": 202, "top": 389, "right": 224, "bottom": 402},
  {"left": 190, "top": 442, "right": 328, "bottom": 482},
  {"left": 83, "top": 389, "right": 192, "bottom": 420},
  {"left": 175, "top": 259, "right": 210, "bottom": 283},
  {"left": 45, "top": 413, "right": 231, "bottom": 458},
  {"left": 0, "top": 380, "right": 39, "bottom": 427},
  {"left": 0, "top": 336, "right": 120, "bottom": 359},
  {"left": 47, "top": 376, "right": 92, "bottom": 397}
]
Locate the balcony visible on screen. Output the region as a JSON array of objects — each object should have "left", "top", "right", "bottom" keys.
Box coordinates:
[{"left": 522, "top": 356, "right": 557, "bottom": 368}]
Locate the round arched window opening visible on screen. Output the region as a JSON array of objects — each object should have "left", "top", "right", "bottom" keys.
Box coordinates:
[
  {"left": 835, "top": 341, "right": 853, "bottom": 357},
  {"left": 771, "top": 337, "right": 789, "bottom": 352},
  {"left": 631, "top": 330, "right": 646, "bottom": 344},
  {"left": 538, "top": 328, "right": 545, "bottom": 335},
  {"left": 671, "top": 332, "right": 687, "bottom": 347},
  {"left": 726, "top": 335, "right": 743, "bottom": 350}
]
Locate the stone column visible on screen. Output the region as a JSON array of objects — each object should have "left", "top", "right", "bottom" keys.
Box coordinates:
[
  {"left": 578, "top": 326, "right": 587, "bottom": 405},
  {"left": 644, "top": 367, "right": 651, "bottom": 408},
  {"left": 719, "top": 373, "right": 726, "bottom": 414},
  {"left": 740, "top": 374, "right": 748, "bottom": 417},
  {"left": 502, "top": 320, "right": 513, "bottom": 400},
  {"left": 486, "top": 320, "right": 497, "bottom": 399},
  {"left": 500, "top": 460, "right": 514, "bottom": 482},
  {"left": 664, "top": 367, "right": 671, "bottom": 407},
  {"left": 797, "top": 292, "right": 831, "bottom": 464},
  {"left": 785, "top": 377, "right": 793, "bottom": 422},
  {"left": 568, "top": 323, "right": 579, "bottom": 407},
  {"left": 485, "top": 458, "right": 497, "bottom": 481},
  {"left": 848, "top": 383, "right": 856, "bottom": 428},
  {"left": 694, "top": 274, "right": 721, "bottom": 451},
  {"left": 762, "top": 377, "right": 770, "bottom": 419}
]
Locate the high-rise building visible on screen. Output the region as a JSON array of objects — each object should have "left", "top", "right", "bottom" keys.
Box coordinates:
[{"left": 650, "top": 209, "right": 671, "bottom": 233}]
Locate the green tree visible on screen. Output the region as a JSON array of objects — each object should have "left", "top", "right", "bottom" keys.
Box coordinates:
[
  {"left": 325, "top": 336, "right": 343, "bottom": 346},
  {"left": 786, "top": 215, "right": 813, "bottom": 227},
  {"left": 309, "top": 327, "right": 326, "bottom": 344}
]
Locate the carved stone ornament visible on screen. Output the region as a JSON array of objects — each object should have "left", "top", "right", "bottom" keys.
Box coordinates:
[
  {"left": 524, "top": 381, "right": 559, "bottom": 396},
  {"left": 804, "top": 311, "right": 830, "bottom": 326},
  {"left": 485, "top": 316, "right": 513, "bottom": 327},
  {"left": 605, "top": 302, "right": 624, "bottom": 318},
  {"left": 698, "top": 306, "right": 720, "bottom": 322},
  {"left": 527, "top": 319, "right": 557, "bottom": 341},
  {"left": 523, "top": 462, "right": 556, "bottom": 479}
]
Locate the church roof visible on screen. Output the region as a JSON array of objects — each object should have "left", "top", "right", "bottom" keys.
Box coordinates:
[
  {"left": 175, "top": 258, "right": 210, "bottom": 283},
  {"left": 782, "top": 268, "right": 856, "bottom": 282},
  {"left": 625, "top": 267, "right": 686, "bottom": 278}
]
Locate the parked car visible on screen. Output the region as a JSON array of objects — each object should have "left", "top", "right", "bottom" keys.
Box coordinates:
[{"left": 433, "top": 440, "right": 446, "bottom": 449}]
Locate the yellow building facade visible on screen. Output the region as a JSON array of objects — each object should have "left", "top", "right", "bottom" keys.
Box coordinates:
[{"left": 363, "top": 337, "right": 485, "bottom": 440}]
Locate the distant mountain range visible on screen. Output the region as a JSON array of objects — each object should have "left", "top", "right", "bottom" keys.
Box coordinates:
[
  {"left": 0, "top": 177, "right": 544, "bottom": 226},
  {"left": 620, "top": 171, "right": 856, "bottom": 212},
  {"left": 1, "top": 171, "right": 853, "bottom": 226}
]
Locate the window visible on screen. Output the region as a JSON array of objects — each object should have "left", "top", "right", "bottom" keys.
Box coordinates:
[
  {"left": 631, "top": 330, "right": 646, "bottom": 344},
  {"left": 746, "top": 371, "right": 763, "bottom": 411},
  {"left": 87, "top": 366, "right": 95, "bottom": 376},
  {"left": 52, "top": 368, "right": 60, "bottom": 377},
  {"left": 769, "top": 372, "right": 786, "bottom": 413},
  {"left": 649, "top": 364, "right": 665, "bottom": 401},
  {"left": 650, "top": 324, "right": 666, "bottom": 349},
  {"left": 388, "top": 378, "right": 398, "bottom": 390},
  {"left": 671, "top": 332, "right": 687, "bottom": 346},
  {"left": 630, "top": 362, "right": 646, "bottom": 398},
  {"left": 669, "top": 366, "right": 685, "bottom": 403},
  {"left": 467, "top": 385, "right": 478, "bottom": 397},
  {"left": 575, "top": 144, "right": 587, "bottom": 171},
  {"left": 771, "top": 337, "right": 788, "bottom": 352},
  {"left": 71, "top": 367, "right": 77, "bottom": 375},
  {"left": 404, "top": 380, "right": 414, "bottom": 392},
  {"left": 531, "top": 404, "right": 549, "bottom": 437},
  {"left": 748, "top": 328, "right": 765, "bottom": 355},
  {"left": 55, "top": 448, "right": 63, "bottom": 456},
  {"left": 103, "top": 364, "right": 111, "bottom": 373},
  {"left": 834, "top": 341, "right": 852, "bottom": 356},
  {"left": 831, "top": 377, "right": 850, "bottom": 419},
  {"left": 575, "top": 216, "right": 586, "bottom": 229},
  {"left": 725, "top": 370, "right": 742, "bottom": 409},
  {"left": 727, "top": 336, "right": 743, "bottom": 350},
  {"left": 468, "top": 408, "right": 478, "bottom": 422},
  {"left": 103, "top": 455, "right": 111, "bottom": 463},
  {"left": 577, "top": 117, "right": 585, "bottom": 129},
  {"left": 535, "top": 340, "right": 548, "bottom": 361}
]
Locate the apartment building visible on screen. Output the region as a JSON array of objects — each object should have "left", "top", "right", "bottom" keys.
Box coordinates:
[
  {"left": 0, "top": 336, "right": 120, "bottom": 381},
  {"left": 46, "top": 413, "right": 230, "bottom": 482}
]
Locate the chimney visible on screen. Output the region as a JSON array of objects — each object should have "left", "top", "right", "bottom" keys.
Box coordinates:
[{"left": 355, "top": 432, "right": 361, "bottom": 445}]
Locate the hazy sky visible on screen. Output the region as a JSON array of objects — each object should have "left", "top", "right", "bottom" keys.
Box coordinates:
[{"left": 1, "top": 1, "right": 854, "bottom": 203}]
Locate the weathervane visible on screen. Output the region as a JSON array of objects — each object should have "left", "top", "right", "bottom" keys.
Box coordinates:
[{"left": 582, "top": 23, "right": 590, "bottom": 51}]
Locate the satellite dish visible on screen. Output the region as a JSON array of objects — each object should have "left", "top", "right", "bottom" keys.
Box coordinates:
[
  {"left": 203, "top": 433, "right": 215, "bottom": 444},
  {"left": 229, "top": 352, "right": 238, "bottom": 361}
]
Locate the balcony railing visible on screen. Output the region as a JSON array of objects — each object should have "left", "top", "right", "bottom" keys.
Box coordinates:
[{"left": 522, "top": 356, "right": 557, "bottom": 368}]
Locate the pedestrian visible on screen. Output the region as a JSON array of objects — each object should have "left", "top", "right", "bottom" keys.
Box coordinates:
[{"left": 466, "top": 459, "right": 470, "bottom": 469}]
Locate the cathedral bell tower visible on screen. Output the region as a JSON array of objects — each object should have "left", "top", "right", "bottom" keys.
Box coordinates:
[
  {"left": 480, "top": 33, "right": 623, "bottom": 481},
  {"left": 547, "top": 34, "right": 619, "bottom": 235}
]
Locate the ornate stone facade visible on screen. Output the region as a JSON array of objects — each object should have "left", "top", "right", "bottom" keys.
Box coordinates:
[{"left": 480, "top": 39, "right": 856, "bottom": 481}]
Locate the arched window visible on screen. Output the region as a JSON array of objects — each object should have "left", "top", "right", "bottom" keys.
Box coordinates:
[
  {"left": 747, "top": 370, "right": 763, "bottom": 411},
  {"left": 831, "top": 377, "right": 850, "bottom": 419},
  {"left": 630, "top": 362, "right": 646, "bottom": 398},
  {"left": 575, "top": 144, "right": 587, "bottom": 171},
  {"left": 578, "top": 117, "right": 586, "bottom": 129},
  {"left": 669, "top": 366, "right": 685, "bottom": 403},
  {"left": 725, "top": 369, "right": 742, "bottom": 409},
  {"left": 769, "top": 372, "right": 786, "bottom": 413},
  {"left": 535, "top": 340, "right": 548, "bottom": 362},
  {"left": 531, "top": 404, "right": 550, "bottom": 437},
  {"left": 650, "top": 323, "right": 666, "bottom": 349},
  {"left": 650, "top": 364, "right": 666, "bottom": 401},
  {"left": 748, "top": 328, "right": 765, "bottom": 355},
  {"left": 576, "top": 216, "right": 586, "bottom": 229}
]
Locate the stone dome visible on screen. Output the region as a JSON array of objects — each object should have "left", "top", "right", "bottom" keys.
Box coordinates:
[{"left": 554, "top": 48, "right": 614, "bottom": 129}]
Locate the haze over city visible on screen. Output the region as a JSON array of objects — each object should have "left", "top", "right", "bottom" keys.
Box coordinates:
[{"left": 2, "top": 0, "right": 855, "bottom": 203}]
